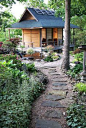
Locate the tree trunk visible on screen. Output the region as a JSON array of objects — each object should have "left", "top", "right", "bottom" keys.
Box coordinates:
[{"left": 61, "top": 0, "right": 71, "bottom": 72}]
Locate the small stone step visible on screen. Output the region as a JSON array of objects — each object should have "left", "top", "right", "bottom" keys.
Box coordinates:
[
  {"left": 36, "top": 119, "right": 62, "bottom": 128},
  {"left": 45, "top": 95, "right": 65, "bottom": 101},
  {"left": 50, "top": 73, "right": 60, "bottom": 75},
  {"left": 44, "top": 110, "right": 62, "bottom": 118},
  {"left": 42, "top": 101, "right": 65, "bottom": 108},
  {"left": 48, "top": 90, "right": 66, "bottom": 97},
  {"left": 52, "top": 82, "right": 67, "bottom": 86},
  {"left": 52, "top": 76, "right": 66, "bottom": 79},
  {"left": 52, "top": 86, "right": 68, "bottom": 90},
  {"left": 48, "top": 70, "right": 57, "bottom": 73},
  {"left": 52, "top": 79, "right": 67, "bottom": 82}
]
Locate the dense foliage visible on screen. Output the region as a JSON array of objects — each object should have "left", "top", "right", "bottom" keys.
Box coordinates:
[
  {"left": 0, "top": 54, "right": 46, "bottom": 127},
  {"left": 67, "top": 52, "right": 83, "bottom": 78},
  {"left": 67, "top": 104, "right": 86, "bottom": 128}
]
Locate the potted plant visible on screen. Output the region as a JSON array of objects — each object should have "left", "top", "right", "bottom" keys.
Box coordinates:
[{"left": 28, "top": 48, "right": 35, "bottom": 60}]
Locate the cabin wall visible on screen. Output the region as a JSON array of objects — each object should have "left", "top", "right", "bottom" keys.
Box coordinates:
[
  {"left": 53, "top": 28, "right": 58, "bottom": 45},
  {"left": 22, "top": 29, "right": 40, "bottom": 47}
]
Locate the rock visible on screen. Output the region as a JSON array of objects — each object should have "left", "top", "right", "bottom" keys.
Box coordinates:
[
  {"left": 48, "top": 90, "right": 66, "bottom": 97},
  {"left": 44, "top": 110, "right": 62, "bottom": 118},
  {"left": 36, "top": 119, "right": 62, "bottom": 128},
  {"left": 52, "top": 86, "right": 68, "bottom": 90},
  {"left": 41, "top": 101, "right": 65, "bottom": 108},
  {"left": 52, "top": 82, "right": 67, "bottom": 86},
  {"left": 45, "top": 95, "right": 65, "bottom": 101},
  {"left": 50, "top": 73, "right": 60, "bottom": 75},
  {"left": 52, "top": 79, "right": 67, "bottom": 82}
]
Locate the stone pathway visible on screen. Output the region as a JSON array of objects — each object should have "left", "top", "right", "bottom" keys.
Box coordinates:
[{"left": 29, "top": 62, "right": 74, "bottom": 128}]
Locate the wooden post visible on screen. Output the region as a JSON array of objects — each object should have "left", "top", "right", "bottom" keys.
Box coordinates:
[
  {"left": 62, "top": 28, "right": 63, "bottom": 45},
  {"left": 40, "top": 28, "right": 42, "bottom": 58},
  {"left": 22, "top": 29, "right": 24, "bottom": 46},
  {"left": 83, "top": 51, "right": 86, "bottom": 72},
  {"left": 73, "top": 28, "right": 75, "bottom": 45},
  {"left": 9, "top": 29, "right": 10, "bottom": 39}
]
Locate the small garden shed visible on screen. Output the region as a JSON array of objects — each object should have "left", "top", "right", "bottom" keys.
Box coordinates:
[{"left": 10, "top": 7, "right": 78, "bottom": 49}]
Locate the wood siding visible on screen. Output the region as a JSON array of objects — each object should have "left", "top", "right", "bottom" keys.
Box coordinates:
[
  {"left": 42, "top": 28, "right": 46, "bottom": 39},
  {"left": 20, "top": 10, "right": 35, "bottom": 21},
  {"left": 22, "top": 29, "right": 40, "bottom": 47}
]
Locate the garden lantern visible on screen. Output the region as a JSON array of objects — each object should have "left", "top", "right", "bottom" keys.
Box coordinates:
[{"left": 79, "top": 45, "right": 86, "bottom": 82}]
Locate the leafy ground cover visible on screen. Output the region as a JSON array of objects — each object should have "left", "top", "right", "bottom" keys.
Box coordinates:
[
  {"left": 44, "top": 52, "right": 60, "bottom": 62},
  {"left": 67, "top": 51, "right": 86, "bottom": 128},
  {"left": 67, "top": 52, "right": 83, "bottom": 78},
  {"left": 0, "top": 54, "right": 46, "bottom": 128}
]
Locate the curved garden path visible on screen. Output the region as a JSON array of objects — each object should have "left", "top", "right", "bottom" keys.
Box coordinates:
[{"left": 23, "top": 55, "right": 74, "bottom": 128}]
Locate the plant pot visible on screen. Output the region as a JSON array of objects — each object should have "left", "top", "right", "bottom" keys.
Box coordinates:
[{"left": 28, "top": 57, "right": 34, "bottom": 60}]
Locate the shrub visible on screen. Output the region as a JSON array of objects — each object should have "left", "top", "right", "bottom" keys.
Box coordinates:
[
  {"left": 67, "top": 63, "right": 83, "bottom": 78},
  {"left": 74, "top": 52, "right": 83, "bottom": 62},
  {"left": 75, "top": 82, "right": 86, "bottom": 93},
  {"left": 44, "top": 55, "right": 53, "bottom": 62},
  {"left": 28, "top": 48, "right": 35, "bottom": 55},
  {"left": 67, "top": 104, "right": 86, "bottom": 128}
]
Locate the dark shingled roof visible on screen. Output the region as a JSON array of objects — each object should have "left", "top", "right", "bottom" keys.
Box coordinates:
[{"left": 11, "top": 8, "right": 79, "bottom": 29}]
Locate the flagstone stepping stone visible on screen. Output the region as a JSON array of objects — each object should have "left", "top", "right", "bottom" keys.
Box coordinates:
[
  {"left": 50, "top": 72, "right": 60, "bottom": 75},
  {"left": 44, "top": 110, "right": 62, "bottom": 118},
  {"left": 52, "top": 79, "right": 67, "bottom": 82},
  {"left": 52, "top": 82, "right": 67, "bottom": 86},
  {"left": 45, "top": 95, "right": 65, "bottom": 101},
  {"left": 43, "top": 67, "right": 49, "bottom": 69},
  {"left": 41, "top": 101, "right": 65, "bottom": 108},
  {"left": 52, "top": 76, "right": 66, "bottom": 79},
  {"left": 36, "top": 119, "right": 62, "bottom": 128},
  {"left": 48, "top": 90, "right": 66, "bottom": 97},
  {"left": 52, "top": 86, "right": 68, "bottom": 90},
  {"left": 48, "top": 70, "right": 57, "bottom": 73}
]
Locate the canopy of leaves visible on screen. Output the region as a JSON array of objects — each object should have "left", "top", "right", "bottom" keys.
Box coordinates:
[{"left": 0, "top": 0, "right": 27, "bottom": 7}]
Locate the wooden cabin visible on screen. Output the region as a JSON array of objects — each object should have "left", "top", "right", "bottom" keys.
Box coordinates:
[{"left": 9, "top": 8, "right": 78, "bottom": 51}]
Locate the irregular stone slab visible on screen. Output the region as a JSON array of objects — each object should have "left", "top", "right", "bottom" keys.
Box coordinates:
[
  {"left": 36, "top": 119, "right": 62, "bottom": 128},
  {"left": 44, "top": 110, "right": 62, "bottom": 118},
  {"left": 52, "top": 79, "right": 67, "bottom": 82},
  {"left": 48, "top": 70, "right": 57, "bottom": 73},
  {"left": 43, "top": 67, "right": 49, "bottom": 69},
  {"left": 52, "top": 86, "right": 68, "bottom": 90},
  {"left": 48, "top": 90, "right": 66, "bottom": 97},
  {"left": 49, "top": 69, "right": 56, "bottom": 70},
  {"left": 50, "top": 72, "right": 60, "bottom": 75},
  {"left": 52, "top": 82, "right": 67, "bottom": 86},
  {"left": 45, "top": 95, "right": 65, "bottom": 101},
  {"left": 52, "top": 76, "right": 66, "bottom": 79},
  {"left": 41, "top": 101, "right": 65, "bottom": 108}
]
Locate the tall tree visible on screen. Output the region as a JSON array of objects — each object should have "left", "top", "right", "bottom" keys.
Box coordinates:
[{"left": 61, "top": 0, "right": 71, "bottom": 71}]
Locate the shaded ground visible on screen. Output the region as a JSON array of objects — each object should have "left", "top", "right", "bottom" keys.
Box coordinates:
[{"left": 23, "top": 54, "right": 74, "bottom": 128}]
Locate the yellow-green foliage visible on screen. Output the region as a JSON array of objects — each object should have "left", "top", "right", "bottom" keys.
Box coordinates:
[{"left": 75, "top": 82, "right": 86, "bottom": 93}]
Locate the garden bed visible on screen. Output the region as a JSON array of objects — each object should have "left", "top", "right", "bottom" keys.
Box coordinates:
[{"left": 0, "top": 54, "right": 48, "bottom": 128}]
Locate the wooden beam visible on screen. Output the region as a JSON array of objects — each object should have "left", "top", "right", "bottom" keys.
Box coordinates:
[{"left": 8, "top": 29, "right": 10, "bottom": 39}]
